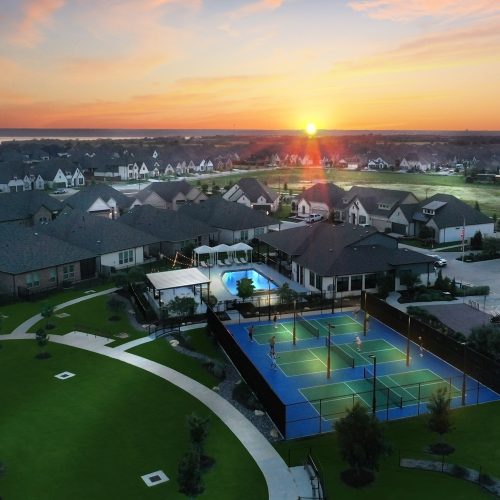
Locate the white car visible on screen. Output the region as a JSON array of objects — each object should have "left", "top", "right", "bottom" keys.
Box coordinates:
[
  {"left": 426, "top": 254, "right": 447, "bottom": 267},
  {"left": 306, "top": 213, "right": 323, "bottom": 223},
  {"left": 53, "top": 189, "right": 67, "bottom": 194}
]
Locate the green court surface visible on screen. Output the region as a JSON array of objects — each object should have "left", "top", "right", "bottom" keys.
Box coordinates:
[
  {"left": 300, "top": 369, "right": 463, "bottom": 420},
  {"left": 250, "top": 315, "right": 364, "bottom": 345},
  {"left": 274, "top": 338, "right": 406, "bottom": 377}
]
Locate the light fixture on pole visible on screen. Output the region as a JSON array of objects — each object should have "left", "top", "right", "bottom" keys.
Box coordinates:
[
  {"left": 406, "top": 315, "right": 411, "bottom": 367},
  {"left": 368, "top": 354, "right": 377, "bottom": 416},
  {"left": 461, "top": 341, "right": 467, "bottom": 406},
  {"left": 292, "top": 299, "right": 297, "bottom": 346},
  {"left": 326, "top": 323, "right": 334, "bottom": 379}
]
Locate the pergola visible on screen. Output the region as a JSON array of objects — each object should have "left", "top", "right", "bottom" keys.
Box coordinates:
[{"left": 146, "top": 267, "right": 211, "bottom": 308}]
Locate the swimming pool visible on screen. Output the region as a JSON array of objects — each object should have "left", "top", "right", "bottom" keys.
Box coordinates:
[{"left": 222, "top": 269, "right": 278, "bottom": 295}]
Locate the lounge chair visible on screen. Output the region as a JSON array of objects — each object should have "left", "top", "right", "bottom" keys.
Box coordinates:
[
  {"left": 199, "top": 261, "right": 208, "bottom": 268},
  {"left": 239, "top": 257, "right": 248, "bottom": 264},
  {"left": 217, "top": 259, "right": 226, "bottom": 266},
  {"left": 224, "top": 258, "right": 233, "bottom": 266}
]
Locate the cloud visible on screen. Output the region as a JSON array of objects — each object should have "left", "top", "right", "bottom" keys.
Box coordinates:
[
  {"left": 332, "top": 17, "right": 500, "bottom": 75},
  {"left": 347, "top": 0, "right": 500, "bottom": 22},
  {"left": 229, "top": 0, "right": 284, "bottom": 20},
  {"left": 8, "top": 0, "right": 65, "bottom": 47}
]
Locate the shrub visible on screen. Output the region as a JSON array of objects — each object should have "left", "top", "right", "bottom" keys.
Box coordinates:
[
  {"left": 461, "top": 285, "right": 489, "bottom": 296},
  {"left": 35, "top": 351, "right": 52, "bottom": 360},
  {"left": 428, "top": 442, "right": 455, "bottom": 455},
  {"left": 203, "top": 360, "right": 226, "bottom": 380},
  {"left": 478, "top": 473, "right": 495, "bottom": 486},
  {"left": 340, "top": 468, "right": 374, "bottom": 488},
  {"left": 45, "top": 322, "right": 56, "bottom": 330},
  {"left": 232, "top": 381, "right": 263, "bottom": 410}
]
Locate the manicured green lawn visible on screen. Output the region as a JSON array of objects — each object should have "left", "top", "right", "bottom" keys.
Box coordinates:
[
  {"left": 128, "top": 335, "right": 220, "bottom": 388},
  {"left": 28, "top": 294, "right": 143, "bottom": 342},
  {"left": 276, "top": 402, "right": 500, "bottom": 499},
  {"left": 0, "top": 341, "right": 267, "bottom": 500},
  {"left": 0, "top": 284, "right": 114, "bottom": 334}
]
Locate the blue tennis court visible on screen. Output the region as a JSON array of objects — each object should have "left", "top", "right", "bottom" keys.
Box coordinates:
[{"left": 226, "top": 311, "right": 500, "bottom": 439}]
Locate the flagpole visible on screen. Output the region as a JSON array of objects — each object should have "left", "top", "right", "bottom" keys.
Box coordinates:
[{"left": 461, "top": 216, "right": 465, "bottom": 262}]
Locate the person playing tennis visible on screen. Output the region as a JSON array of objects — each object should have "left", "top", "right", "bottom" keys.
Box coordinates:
[{"left": 355, "top": 335, "right": 362, "bottom": 352}]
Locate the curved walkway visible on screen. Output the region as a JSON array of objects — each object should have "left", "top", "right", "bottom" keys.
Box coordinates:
[{"left": 5, "top": 290, "right": 300, "bottom": 500}]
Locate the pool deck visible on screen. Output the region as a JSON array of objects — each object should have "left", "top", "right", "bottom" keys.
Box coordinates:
[{"left": 198, "top": 262, "right": 309, "bottom": 302}]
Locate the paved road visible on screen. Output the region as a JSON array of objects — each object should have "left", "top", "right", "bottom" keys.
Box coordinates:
[{"left": 399, "top": 244, "right": 500, "bottom": 314}]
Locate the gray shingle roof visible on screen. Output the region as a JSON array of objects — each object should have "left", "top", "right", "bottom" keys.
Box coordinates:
[
  {"left": 118, "top": 204, "right": 215, "bottom": 242},
  {"left": 65, "top": 184, "right": 133, "bottom": 212},
  {"left": 179, "top": 196, "right": 275, "bottom": 230},
  {"left": 413, "top": 193, "right": 492, "bottom": 228},
  {"left": 0, "top": 224, "right": 95, "bottom": 274},
  {"left": 136, "top": 180, "right": 194, "bottom": 203},
  {"left": 0, "top": 190, "right": 63, "bottom": 223},
  {"left": 36, "top": 210, "right": 161, "bottom": 254},
  {"left": 296, "top": 182, "right": 345, "bottom": 207},
  {"left": 346, "top": 186, "right": 415, "bottom": 216},
  {"left": 234, "top": 177, "right": 278, "bottom": 203}
]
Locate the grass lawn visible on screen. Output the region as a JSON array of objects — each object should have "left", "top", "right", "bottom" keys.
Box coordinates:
[
  {"left": 276, "top": 401, "right": 500, "bottom": 499},
  {"left": 0, "top": 341, "right": 267, "bottom": 500},
  {"left": 0, "top": 284, "right": 114, "bottom": 334},
  {"left": 128, "top": 335, "right": 221, "bottom": 389},
  {"left": 28, "top": 294, "right": 144, "bottom": 343}
]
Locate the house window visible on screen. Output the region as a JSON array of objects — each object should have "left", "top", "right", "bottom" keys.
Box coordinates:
[
  {"left": 255, "top": 227, "right": 265, "bottom": 236},
  {"left": 78, "top": 178, "right": 84, "bottom": 185},
  {"left": 26, "top": 272, "right": 40, "bottom": 288},
  {"left": 63, "top": 264, "right": 75, "bottom": 280},
  {"left": 337, "top": 276, "right": 349, "bottom": 292},
  {"left": 351, "top": 275, "right": 363, "bottom": 291},
  {"left": 301, "top": 206, "right": 306, "bottom": 214},
  {"left": 364, "top": 273, "right": 377, "bottom": 289},
  {"left": 119, "top": 250, "right": 134, "bottom": 265},
  {"left": 309, "top": 271, "right": 315, "bottom": 286},
  {"left": 240, "top": 230, "right": 249, "bottom": 241},
  {"left": 39, "top": 216, "right": 48, "bottom": 223},
  {"left": 49, "top": 268, "right": 57, "bottom": 283},
  {"left": 315, "top": 275, "right": 323, "bottom": 290},
  {"left": 359, "top": 215, "right": 367, "bottom": 224}
]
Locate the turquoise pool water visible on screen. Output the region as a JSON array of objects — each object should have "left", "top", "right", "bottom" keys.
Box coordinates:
[{"left": 222, "top": 269, "right": 278, "bottom": 295}]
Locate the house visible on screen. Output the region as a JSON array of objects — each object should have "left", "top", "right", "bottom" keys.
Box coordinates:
[
  {"left": 64, "top": 184, "right": 135, "bottom": 218},
  {"left": 180, "top": 196, "right": 275, "bottom": 244},
  {"left": 119, "top": 205, "right": 216, "bottom": 257},
  {"left": 93, "top": 163, "right": 123, "bottom": 180},
  {"left": 0, "top": 190, "right": 63, "bottom": 226},
  {"left": 35, "top": 158, "right": 83, "bottom": 188},
  {"left": 0, "top": 224, "right": 97, "bottom": 297},
  {"left": 258, "top": 223, "right": 436, "bottom": 296},
  {"left": 37, "top": 210, "right": 162, "bottom": 274},
  {"left": 335, "top": 186, "right": 418, "bottom": 232},
  {"left": 223, "top": 177, "right": 279, "bottom": 212},
  {"left": 367, "top": 157, "right": 389, "bottom": 170},
  {"left": 293, "top": 182, "right": 345, "bottom": 219},
  {"left": 409, "top": 194, "right": 495, "bottom": 243},
  {"left": 133, "top": 180, "right": 206, "bottom": 211}
]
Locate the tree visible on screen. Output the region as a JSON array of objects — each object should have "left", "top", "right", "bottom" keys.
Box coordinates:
[
  {"left": 168, "top": 296, "right": 196, "bottom": 318},
  {"left": 418, "top": 225, "right": 434, "bottom": 244},
  {"left": 127, "top": 266, "right": 146, "bottom": 284},
  {"left": 474, "top": 200, "right": 481, "bottom": 212},
  {"left": 375, "top": 272, "right": 393, "bottom": 300},
  {"left": 187, "top": 413, "right": 210, "bottom": 456},
  {"left": 277, "top": 283, "right": 298, "bottom": 305},
  {"left": 35, "top": 328, "right": 51, "bottom": 359},
  {"left": 427, "top": 387, "right": 453, "bottom": 446},
  {"left": 400, "top": 272, "right": 421, "bottom": 299},
  {"left": 434, "top": 268, "right": 444, "bottom": 290},
  {"left": 482, "top": 236, "right": 500, "bottom": 257},
  {"left": 40, "top": 303, "right": 54, "bottom": 329},
  {"left": 470, "top": 231, "right": 483, "bottom": 250},
  {"left": 177, "top": 446, "right": 204, "bottom": 497},
  {"left": 236, "top": 277, "right": 255, "bottom": 302},
  {"left": 468, "top": 324, "right": 500, "bottom": 362},
  {"left": 334, "top": 402, "right": 391, "bottom": 486}
]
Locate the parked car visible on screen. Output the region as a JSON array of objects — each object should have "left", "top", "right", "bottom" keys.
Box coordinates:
[
  {"left": 306, "top": 213, "right": 323, "bottom": 223},
  {"left": 426, "top": 254, "right": 447, "bottom": 267},
  {"left": 53, "top": 189, "right": 67, "bottom": 194}
]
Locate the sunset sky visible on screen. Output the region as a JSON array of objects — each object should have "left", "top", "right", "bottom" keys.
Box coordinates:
[{"left": 1, "top": 0, "right": 499, "bottom": 130}]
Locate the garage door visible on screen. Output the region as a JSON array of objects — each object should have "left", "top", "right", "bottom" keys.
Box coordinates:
[{"left": 391, "top": 222, "right": 407, "bottom": 235}]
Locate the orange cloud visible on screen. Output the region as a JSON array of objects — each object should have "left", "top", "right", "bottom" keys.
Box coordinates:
[
  {"left": 229, "top": 0, "right": 284, "bottom": 19},
  {"left": 8, "top": 0, "right": 65, "bottom": 47},
  {"left": 348, "top": 0, "right": 500, "bottom": 21}
]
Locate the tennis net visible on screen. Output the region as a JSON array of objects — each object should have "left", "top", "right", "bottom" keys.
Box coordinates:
[
  {"left": 363, "top": 367, "right": 403, "bottom": 409},
  {"left": 296, "top": 313, "right": 320, "bottom": 339},
  {"left": 326, "top": 339, "right": 355, "bottom": 368}
]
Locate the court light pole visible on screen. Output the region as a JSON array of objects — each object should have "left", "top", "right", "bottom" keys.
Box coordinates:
[
  {"left": 369, "top": 354, "right": 377, "bottom": 416},
  {"left": 268, "top": 279, "right": 271, "bottom": 321},
  {"left": 327, "top": 323, "right": 333, "bottom": 379},
  {"left": 292, "top": 299, "right": 297, "bottom": 346},
  {"left": 406, "top": 315, "right": 411, "bottom": 367},
  {"left": 461, "top": 341, "right": 467, "bottom": 406}
]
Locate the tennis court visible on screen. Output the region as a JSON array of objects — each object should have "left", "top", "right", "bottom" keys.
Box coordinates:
[{"left": 225, "top": 311, "right": 500, "bottom": 439}]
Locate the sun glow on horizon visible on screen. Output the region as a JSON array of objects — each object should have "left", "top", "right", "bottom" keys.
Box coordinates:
[{"left": 305, "top": 122, "right": 317, "bottom": 136}]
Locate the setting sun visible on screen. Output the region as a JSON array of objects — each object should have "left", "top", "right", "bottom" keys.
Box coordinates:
[{"left": 306, "top": 123, "right": 317, "bottom": 136}]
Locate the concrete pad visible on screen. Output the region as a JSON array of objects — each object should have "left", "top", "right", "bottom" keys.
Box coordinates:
[
  {"left": 141, "top": 470, "right": 169, "bottom": 487},
  {"left": 55, "top": 371, "right": 75, "bottom": 380}
]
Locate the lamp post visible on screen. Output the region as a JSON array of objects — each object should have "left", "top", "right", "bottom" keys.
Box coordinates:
[
  {"left": 292, "top": 299, "right": 297, "bottom": 346},
  {"left": 331, "top": 282, "right": 336, "bottom": 314},
  {"left": 406, "top": 315, "right": 411, "bottom": 367},
  {"left": 369, "top": 354, "right": 377, "bottom": 416},
  {"left": 326, "top": 323, "right": 333, "bottom": 379},
  {"left": 268, "top": 279, "right": 271, "bottom": 321},
  {"left": 461, "top": 341, "right": 467, "bottom": 406}
]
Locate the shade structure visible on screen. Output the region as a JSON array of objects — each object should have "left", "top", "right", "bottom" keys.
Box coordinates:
[
  {"left": 231, "top": 242, "right": 252, "bottom": 251},
  {"left": 147, "top": 267, "right": 210, "bottom": 291},
  {"left": 193, "top": 245, "right": 213, "bottom": 255}
]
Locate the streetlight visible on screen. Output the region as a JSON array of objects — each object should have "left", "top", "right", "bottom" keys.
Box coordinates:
[
  {"left": 369, "top": 354, "right": 377, "bottom": 416},
  {"left": 406, "top": 315, "right": 411, "bottom": 367},
  {"left": 461, "top": 341, "right": 467, "bottom": 406},
  {"left": 268, "top": 278, "right": 272, "bottom": 321},
  {"left": 292, "top": 299, "right": 297, "bottom": 346},
  {"left": 326, "top": 323, "right": 335, "bottom": 379}
]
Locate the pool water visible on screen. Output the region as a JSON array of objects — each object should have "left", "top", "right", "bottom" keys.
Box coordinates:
[{"left": 222, "top": 269, "right": 278, "bottom": 295}]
